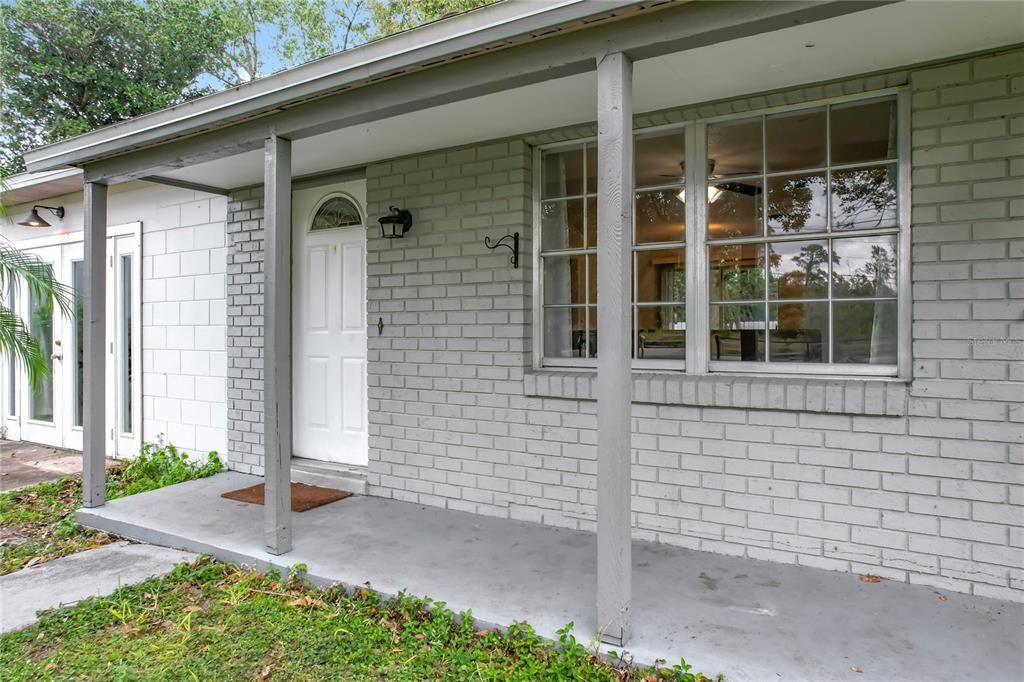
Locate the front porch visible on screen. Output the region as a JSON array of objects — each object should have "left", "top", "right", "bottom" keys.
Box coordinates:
[{"left": 78, "top": 472, "right": 1023, "bottom": 681}]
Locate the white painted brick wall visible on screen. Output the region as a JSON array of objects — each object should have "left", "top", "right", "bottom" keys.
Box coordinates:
[
  {"left": 225, "top": 47, "right": 1023, "bottom": 602},
  {"left": 142, "top": 194, "right": 228, "bottom": 457}
]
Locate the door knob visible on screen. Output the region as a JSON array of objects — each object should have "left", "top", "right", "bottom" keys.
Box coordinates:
[{"left": 50, "top": 353, "right": 62, "bottom": 360}]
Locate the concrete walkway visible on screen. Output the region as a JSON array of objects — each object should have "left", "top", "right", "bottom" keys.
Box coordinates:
[
  {"left": 78, "top": 472, "right": 1024, "bottom": 682},
  {"left": 0, "top": 542, "right": 196, "bottom": 633},
  {"left": 0, "top": 440, "right": 116, "bottom": 491}
]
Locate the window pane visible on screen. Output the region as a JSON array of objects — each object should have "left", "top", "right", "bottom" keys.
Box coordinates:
[
  {"left": 766, "top": 173, "right": 827, "bottom": 235},
  {"left": 710, "top": 243, "right": 765, "bottom": 301},
  {"left": 833, "top": 236, "right": 898, "bottom": 298},
  {"left": 831, "top": 164, "right": 898, "bottom": 230},
  {"left": 543, "top": 147, "right": 584, "bottom": 198},
  {"left": 586, "top": 196, "right": 597, "bottom": 249},
  {"left": 635, "top": 248, "right": 685, "bottom": 303},
  {"left": 831, "top": 98, "right": 897, "bottom": 164},
  {"left": 766, "top": 108, "right": 826, "bottom": 172},
  {"left": 586, "top": 307, "right": 598, "bottom": 358},
  {"left": 587, "top": 253, "right": 597, "bottom": 304},
  {"left": 29, "top": 270, "right": 54, "bottom": 422},
  {"left": 769, "top": 240, "right": 830, "bottom": 300},
  {"left": 635, "top": 130, "right": 685, "bottom": 188},
  {"left": 708, "top": 179, "right": 763, "bottom": 239},
  {"left": 636, "top": 189, "right": 686, "bottom": 244},
  {"left": 710, "top": 304, "right": 765, "bottom": 361},
  {"left": 72, "top": 261, "right": 84, "bottom": 427},
  {"left": 707, "top": 117, "right": 762, "bottom": 178},
  {"left": 586, "top": 143, "right": 598, "bottom": 195},
  {"left": 541, "top": 200, "right": 584, "bottom": 251},
  {"left": 543, "top": 254, "right": 587, "bottom": 305},
  {"left": 311, "top": 196, "right": 362, "bottom": 230},
  {"left": 7, "top": 281, "right": 16, "bottom": 417},
  {"left": 636, "top": 306, "right": 685, "bottom": 360},
  {"left": 543, "top": 307, "right": 587, "bottom": 359},
  {"left": 121, "top": 255, "right": 132, "bottom": 434},
  {"left": 833, "top": 300, "right": 897, "bottom": 364},
  {"left": 769, "top": 302, "right": 829, "bottom": 363}
]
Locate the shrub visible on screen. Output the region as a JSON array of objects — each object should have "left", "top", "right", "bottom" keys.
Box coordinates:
[{"left": 110, "top": 437, "right": 224, "bottom": 499}]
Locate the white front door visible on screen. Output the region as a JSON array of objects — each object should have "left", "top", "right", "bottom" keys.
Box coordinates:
[
  {"left": 292, "top": 182, "right": 369, "bottom": 466},
  {"left": 4, "top": 231, "right": 141, "bottom": 456}
]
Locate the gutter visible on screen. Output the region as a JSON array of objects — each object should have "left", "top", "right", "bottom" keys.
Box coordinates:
[{"left": 23, "top": 0, "right": 649, "bottom": 173}]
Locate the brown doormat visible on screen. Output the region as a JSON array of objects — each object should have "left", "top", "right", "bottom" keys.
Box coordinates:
[{"left": 221, "top": 482, "right": 352, "bottom": 512}]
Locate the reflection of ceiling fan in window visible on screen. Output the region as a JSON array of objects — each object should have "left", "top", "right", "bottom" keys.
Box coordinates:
[{"left": 662, "top": 160, "right": 763, "bottom": 204}]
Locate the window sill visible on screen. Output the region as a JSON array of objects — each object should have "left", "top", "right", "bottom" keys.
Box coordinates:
[{"left": 523, "top": 369, "right": 908, "bottom": 417}]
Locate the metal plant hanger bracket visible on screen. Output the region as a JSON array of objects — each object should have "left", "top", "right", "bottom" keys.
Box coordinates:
[{"left": 484, "top": 231, "right": 520, "bottom": 268}]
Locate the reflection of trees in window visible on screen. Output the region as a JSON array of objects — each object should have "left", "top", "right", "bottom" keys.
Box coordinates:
[
  {"left": 777, "top": 243, "right": 833, "bottom": 299},
  {"left": 835, "top": 244, "right": 897, "bottom": 297},
  {"left": 768, "top": 177, "right": 815, "bottom": 232},
  {"left": 832, "top": 167, "right": 897, "bottom": 229}
]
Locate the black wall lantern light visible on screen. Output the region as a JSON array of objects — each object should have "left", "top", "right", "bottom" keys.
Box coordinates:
[
  {"left": 17, "top": 205, "right": 65, "bottom": 228},
  {"left": 377, "top": 206, "right": 413, "bottom": 239}
]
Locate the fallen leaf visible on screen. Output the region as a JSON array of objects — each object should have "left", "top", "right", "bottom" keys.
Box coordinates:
[
  {"left": 258, "top": 665, "right": 272, "bottom": 680},
  {"left": 859, "top": 575, "right": 882, "bottom": 583},
  {"left": 851, "top": 666, "right": 863, "bottom": 673}
]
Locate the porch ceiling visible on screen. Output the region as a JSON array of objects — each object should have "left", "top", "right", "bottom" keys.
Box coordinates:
[
  {"left": 78, "top": 472, "right": 1024, "bottom": 680},
  {"left": 157, "top": 0, "right": 1023, "bottom": 191}
]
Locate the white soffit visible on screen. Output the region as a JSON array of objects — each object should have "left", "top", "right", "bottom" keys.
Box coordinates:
[{"left": 162, "top": 0, "right": 1023, "bottom": 189}]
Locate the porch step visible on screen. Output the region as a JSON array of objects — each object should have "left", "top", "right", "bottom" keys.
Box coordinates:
[{"left": 290, "top": 458, "right": 366, "bottom": 495}]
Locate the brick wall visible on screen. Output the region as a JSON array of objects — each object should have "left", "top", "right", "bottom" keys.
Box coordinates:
[
  {"left": 224, "top": 187, "right": 266, "bottom": 474},
  {"left": 142, "top": 194, "right": 229, "bottom": 457},
  {"left": 225, "top": 47, "right": 1023, "bottom": 601}
]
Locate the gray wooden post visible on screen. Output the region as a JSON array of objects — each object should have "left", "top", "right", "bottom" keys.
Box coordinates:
[
  {"left": 263, "top": 135, "right": 293, "bottom": 554},
  {"left": 82, "top": 181, "right": 108, "bottom": 508},
  {"left": 595, "top": 51, "right": 633, "bottom": 646}
]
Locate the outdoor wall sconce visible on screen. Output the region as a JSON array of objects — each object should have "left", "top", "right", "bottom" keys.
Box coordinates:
[
  {"left": 17, "top": 205, "right": 65, "bottom": 228},
  {"left": 378, "top": 206, "right": 413, "bottom": 239},
  {"left": 484, "top": 231, "right": 520, "bottom": 268}
]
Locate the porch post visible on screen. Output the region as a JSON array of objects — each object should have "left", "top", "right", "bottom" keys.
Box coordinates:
[
  {"left": 595, "top": 51, "right": 633, "bottom": 646},
  {"left": 82, "top": 181, "right": 108, "bottom": 508},
  {"left": 263, "top": 134, "right": 293, "bottom": 554}
]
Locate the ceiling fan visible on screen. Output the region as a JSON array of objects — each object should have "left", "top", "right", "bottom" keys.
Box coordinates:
[{"left": 661, "top": 159, "right": 762, "bottom": 203}]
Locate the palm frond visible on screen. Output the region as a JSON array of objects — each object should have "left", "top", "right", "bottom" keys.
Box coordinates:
[
  {"left": 0, "top": 302, "right": 49, "bottom": 392},
  {"left": 0, "top": 237, "right": 74, "bottom": 317}
]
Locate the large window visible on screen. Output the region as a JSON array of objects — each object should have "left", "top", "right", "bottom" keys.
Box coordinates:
[{"left": 535, "top": 92, "right": 907, "bottom": 376}]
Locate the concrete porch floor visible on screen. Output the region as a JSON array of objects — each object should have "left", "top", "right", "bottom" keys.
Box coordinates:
[{"left": 77, "top": 472, "right": 1023, "bottom": 681}]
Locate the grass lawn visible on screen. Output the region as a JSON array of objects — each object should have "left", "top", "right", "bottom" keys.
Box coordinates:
[
  {"left": 0, "top": 440, "right": 223, "bottom": 575},
  {"left": 0, "top": 557, "right": 716, "bottom": 681}
]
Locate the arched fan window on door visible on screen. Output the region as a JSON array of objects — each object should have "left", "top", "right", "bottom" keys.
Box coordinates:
[{"left": 310, "top": 195, "right": 362, "bottom": 231}]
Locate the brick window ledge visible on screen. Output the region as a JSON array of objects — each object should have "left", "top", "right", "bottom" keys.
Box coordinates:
[{"left": 524, "top": 370, "right": 909, "bottom": 417}]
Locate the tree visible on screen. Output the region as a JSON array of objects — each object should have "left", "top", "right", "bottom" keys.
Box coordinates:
[
  {"left": 208, "top": 0, "right": 490, "bottom": 87},
  {"left": 207, "top": 0, "right": 371, "bottom": 86},
  {"left": 363, "top": 0, "right": 487, "bottom": 38},
  {"left": 0, "top": 0, "right": 229, "bottom": 176}
]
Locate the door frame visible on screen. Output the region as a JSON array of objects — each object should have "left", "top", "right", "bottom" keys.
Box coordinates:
[{"left": 2, "top": 222, "right": 141, "bottom": 455}]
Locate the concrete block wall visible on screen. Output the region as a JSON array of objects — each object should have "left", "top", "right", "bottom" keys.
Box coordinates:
[
  {"left": 224, "top": 47, "right": 1022, "bottom": 601},
  {"left": 224, "top": 187, "right": 266, "bottom": 474},
  {"left": 142, "top": 193, "right": 229, "bottom": 457}
]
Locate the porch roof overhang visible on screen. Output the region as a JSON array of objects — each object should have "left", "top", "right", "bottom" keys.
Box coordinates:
[{"left": 23, "top": 0, "right": 920, "bottom": 185}]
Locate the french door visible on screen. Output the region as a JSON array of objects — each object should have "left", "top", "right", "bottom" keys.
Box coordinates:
[{"left": 2, "top": 232, "right": 140, "bottom": 457}]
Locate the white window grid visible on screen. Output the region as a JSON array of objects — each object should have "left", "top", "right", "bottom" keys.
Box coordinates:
[{"left": 532, "top": 87, "right": 911, "bottom": 379}]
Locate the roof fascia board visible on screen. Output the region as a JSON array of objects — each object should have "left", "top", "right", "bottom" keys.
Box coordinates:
[{"left": 24, "top": 0, "right": 642, "bottom": 172}]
